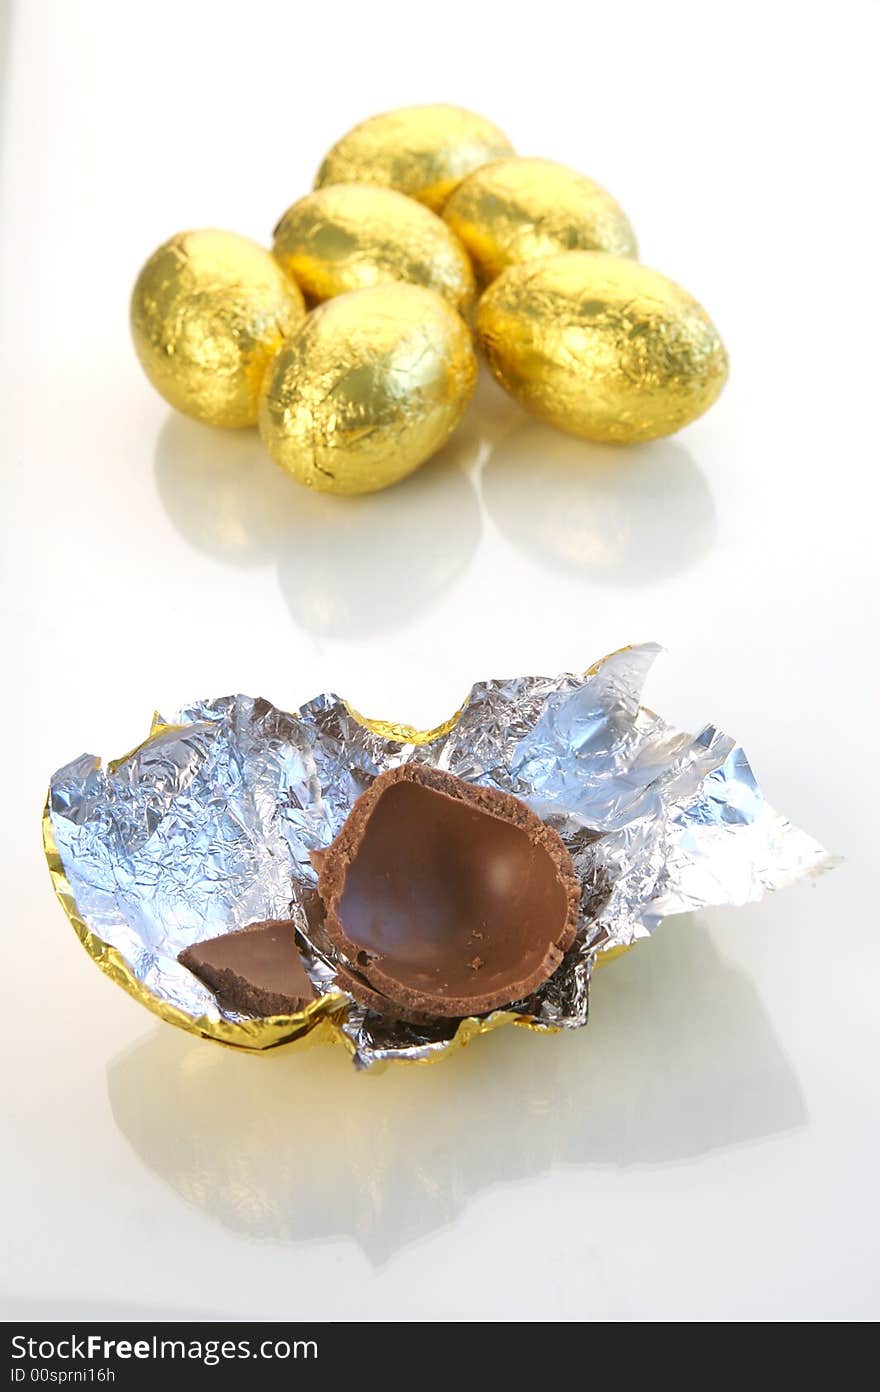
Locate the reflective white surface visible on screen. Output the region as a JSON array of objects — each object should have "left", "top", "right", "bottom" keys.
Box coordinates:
[{"left": 2, "top": 0, "right": 878, "bottom": 1321}]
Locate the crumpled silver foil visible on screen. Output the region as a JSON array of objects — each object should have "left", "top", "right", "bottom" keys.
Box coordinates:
[{"left": 48, "top": 645, "right": 832, "bottom": 1068}]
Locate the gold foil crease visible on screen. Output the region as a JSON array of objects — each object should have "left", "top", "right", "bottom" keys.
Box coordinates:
[
  {"left": 443, "top": 157, "right": 638, "bottom": 283},
  {"left": 258, "top": 283, "right": 477, "bottom": 494},
  {"left": 314, "top": 104, "right": 515, "bottom": 212},
  {"left": 272, "top": 184, "right": 475, "bottom": 315},
  {"left": 476, "top": 251, "right": 729, "bottom": 443},
  {"left": 130, "top": 229, "right": 306, "bottom": 428}
]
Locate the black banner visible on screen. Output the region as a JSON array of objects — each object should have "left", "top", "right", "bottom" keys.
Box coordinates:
[{"left": 5, "top": 1324, "right": 361, "bottom": 1387}]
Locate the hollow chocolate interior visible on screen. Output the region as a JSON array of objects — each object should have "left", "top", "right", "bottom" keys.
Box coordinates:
[{"left": 313, "top": 764, "right": 579, "bottom": 1018}]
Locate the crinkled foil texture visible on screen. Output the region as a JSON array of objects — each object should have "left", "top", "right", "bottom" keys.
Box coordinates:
[
  {"left": 47, "top": 646, "right": 830, "bottom": 1068},
  {"left": 476, "top": 255, "right": 729, "bottom": 444},
  {"left": 272, "top": 185, "right": 475, "bottom": 314},
  {"left": 258, "top": 284, "right": 477, "bottom": 496},
  {"left": 130, "top": 230, "right": 306, "bottom": 429},
  {"left": 443, "top": 158, "right": 638, "bottom": 282},
  {"left": 314, "top": 105, "right": 515, "bottom": 213}
]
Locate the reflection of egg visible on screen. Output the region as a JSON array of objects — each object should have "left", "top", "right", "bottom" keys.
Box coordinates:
[
  {"left": 130, "top": 230, "right": 305, "bottom": 427},
  {"left": 153, "top": 413, "right": 305, "bottom": 565},
  {"left": 314, "top": 104, "right": 514, "bottom": 212},
  {"left": 259, "top": 284, "right": 477, "bottom": 495},
  {"left": 476, "top": 252, "right": 728, "bottom": 443},
  {"left": 275, "top": 437, "right": 482, "bottom": 638},
  {"left": 273, "top": 184, "right": 474, "bottom": 314},
  {"left": 444, "top": 157, "right": 636, "bottom": 283},
  {"left": 480, "top": 424, "right": 717, "bottom": 585}
]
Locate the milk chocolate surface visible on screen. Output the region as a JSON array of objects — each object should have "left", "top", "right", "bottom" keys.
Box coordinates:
[
  {"left": 330, "top": 958, "right": 441, "bottom": 1026},
  {"left": 178, "top": 919, "right": 315, "bottom": 1017},
  {"left": 312, "top": 764, "right": 579, "bottom": 1018}
]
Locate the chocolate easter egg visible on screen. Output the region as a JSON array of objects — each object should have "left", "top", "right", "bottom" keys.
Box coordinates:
[
  {"left": 315, "top": 104, "right": 514, "bottom": 211},
  {"left": 273, "top": 184, "right": 474, "bottom": 314},
  {"left": 444, "top": 157, "right": 636, "bottom": 283},
  {"left": 259, "top": 284, "right": 477, "bottom": 494},
  {"left": 476, "top": 252, "right": 728, "bottom": 442},
  {"left": 131, "top": 229, "right": 305, "bottom": 427}
]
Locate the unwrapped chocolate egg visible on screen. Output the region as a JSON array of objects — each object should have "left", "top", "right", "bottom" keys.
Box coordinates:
[
  {"left": 444, "top": 157, "right": 637, "bottom": 283},
  {"left": 131, "top": 230, "right": 305, "bottom": 427},
  {"left": 259, "top": 284, "right": 477, "bottom": 494},
  {"left": 272, "top": 184, "right": 475, "bottom": 314},
  {"left": 314, "top": 104, "right": 514, "bottom": 212},
  {"left": 476, "top": 252, "right": 728, "bottom": 443}
]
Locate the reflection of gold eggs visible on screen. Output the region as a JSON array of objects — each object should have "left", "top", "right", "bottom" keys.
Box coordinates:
[
  {"left": 444, "top": 157, "right": 637, "bottom": 283},
  {"left": 259, "top": 284, "right": 477, "bottom": 495},
  {"left": 273, "top": 184, "right": 475, "bottom": 314},
  {"left": 275, "top": 444, "right": 482, "bottom": 638},
  {"left": 481, "top": 422, "right": 716, "bottom": 583},
  {"left": 476, "top": 252, "right": 728, "bottom": 443},
  {"left": 131, "top": 230, "right": 306, "bottom": 427},
  {"left": 314, "top": 104, "right": 514, "bottom": 212}
]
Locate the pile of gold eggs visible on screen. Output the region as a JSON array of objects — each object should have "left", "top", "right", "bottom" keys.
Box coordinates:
[{"left": 131, "top": 103, "right": 728, "bottom": 495}]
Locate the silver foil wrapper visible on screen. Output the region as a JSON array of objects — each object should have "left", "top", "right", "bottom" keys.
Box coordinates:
[{"left": 47, "top": 645, "right": 832, "bottom": 1068}]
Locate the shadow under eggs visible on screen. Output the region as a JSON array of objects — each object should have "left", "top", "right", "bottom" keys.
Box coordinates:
[
  {"left": 481, "top": 421, "right": 717, "bottom": 585},
  {"left": 107, "top": 916, "right": 805, "bottom": 1268}
]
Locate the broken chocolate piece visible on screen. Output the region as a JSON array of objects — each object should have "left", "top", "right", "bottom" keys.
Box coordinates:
[
  {"left": 312, "top": 764, "right": 579, "bottom": 1018},
  {"left": 178, "top": 919, "right": 315, "bottom": 1017}
]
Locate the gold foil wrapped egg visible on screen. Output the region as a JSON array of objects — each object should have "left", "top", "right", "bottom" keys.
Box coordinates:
[
  {"left": 272, "top": 184, "right": 475, "bottom": 315},
  {"left": 131, "top": 229, "right": 306, "bottom": 427},
  {"left": 444, "top": 157, "right": 637, "bottom": 283},
  {"left": 259, "top": 284, "right": 477, "bottom": 494},
  {"left": 476, "top": 252, "right": 728, "bottom": 443},
  {"left": 314, "top": 104, "right": 514, "bottom": 212}
]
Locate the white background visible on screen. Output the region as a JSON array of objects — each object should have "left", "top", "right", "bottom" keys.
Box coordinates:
[{"left": 2, "top": 0, "right": 878, "bottom": 1322}]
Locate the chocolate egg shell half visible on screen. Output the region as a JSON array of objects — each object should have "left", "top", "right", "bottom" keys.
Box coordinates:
[
  {"left": 258, "top": 284, "right": 477, "bottom": 495},
  {"left": 331, "top": 959, "right": 441, "bottom": 1027},
  {"left": 443, "top": 156, "right": 637, "bottom": 283},
  {"left": 311, "top": 764, "right": 580, "bottom": 1019},
  {"left": 273, "top": 184, "right": 475, "bottom": 314},
  {"left": 130, "top": 229, "right": 306, "bottom": 427},
  {"left": 476, "top": 251, "right": 729, "bottom": 443},
  {"left": 314, "top": 103, "right": 514, "bottom": 212}
]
